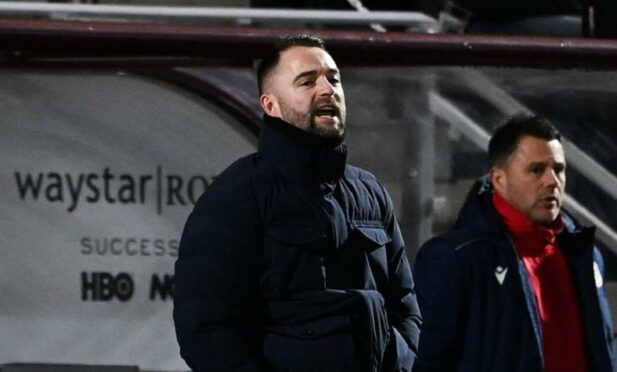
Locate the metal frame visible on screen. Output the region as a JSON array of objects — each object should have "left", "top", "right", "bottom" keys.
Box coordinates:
[
  {"left": 3, "top": 18, "right": 617, "bottom": 68},
  {"left": 0, "top": 2, "right": 438, "bottom": 31},
  {"left": 457, "top": 68, "right": 617, "bottom": 209}
]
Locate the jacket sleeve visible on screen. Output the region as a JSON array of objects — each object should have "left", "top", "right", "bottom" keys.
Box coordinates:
[
  {"left": 380, "top": 185, "right": 422, "bottom": 370},
  {"left": 412, "top": 237, "right": 466, "bottom": 372},
  {"left": 173, "top": 170, "right": 266, "bottom": 372},
  {"left": 593, "top": 248, "right": 617, "bottom": 371}
]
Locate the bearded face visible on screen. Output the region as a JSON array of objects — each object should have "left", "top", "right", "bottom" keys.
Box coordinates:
[{"left": 261, "top": 46, "right": 346, "bottom": 138}]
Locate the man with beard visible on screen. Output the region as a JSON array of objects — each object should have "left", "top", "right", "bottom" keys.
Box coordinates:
[
  {"left": 413, "top": 115, "right": 617, "bottom": 372},
  {"left": 173, "top": 35, "right": 421, "bottom": 372}
]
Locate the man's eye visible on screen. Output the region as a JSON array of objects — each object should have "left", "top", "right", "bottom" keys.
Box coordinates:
[
  {"left": 530, "top": 167, "right": 544, "bottom": 175},
  {"left": 300, "top": 80, "right": 314, "bottom": 86},
  {"left": 329, "top": 77, "right": 340, "bottom": 84}
]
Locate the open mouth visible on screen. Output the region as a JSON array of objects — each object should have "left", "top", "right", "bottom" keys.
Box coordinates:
[{"left": 314, "top": 105, "right": 339, "bottom": 119}]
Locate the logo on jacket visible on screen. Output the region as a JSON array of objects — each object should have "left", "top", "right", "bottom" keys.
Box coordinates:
[
  {"left": 495, "top": 266, "right": 508, "bottom": 285},
  {"left": 594, "top": 261, "right": 603, "bottom": 289}
]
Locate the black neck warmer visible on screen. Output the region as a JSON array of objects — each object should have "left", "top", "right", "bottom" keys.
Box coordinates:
[{"left": 263, "top": 114, "right": 347, "bottom": 182}]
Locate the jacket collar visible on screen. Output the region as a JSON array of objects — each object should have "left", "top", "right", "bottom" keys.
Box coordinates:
[
  {"left": 258, "top": 114, "right": 347, "bottom": 183},
  {"left": 454, "top": 175, "right": 502, "bottom": 234}
]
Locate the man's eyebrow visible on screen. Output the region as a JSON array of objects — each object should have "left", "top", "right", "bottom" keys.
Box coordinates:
[
  {"left": 292, "top": 69, "right": 340, "bottom": 83},
  {"left": 527, "top": 161, "right": 547, "bottom": 168},
  {"left": 526, "top": 160, "right": 565, "bottom": 169},
  {"left": 293, "top": 70, "right": 317, "bottom": 83}
]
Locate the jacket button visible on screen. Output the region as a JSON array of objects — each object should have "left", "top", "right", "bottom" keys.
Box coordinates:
[{"left": 305, "top": 329, "right": 314, "bottom": 336}]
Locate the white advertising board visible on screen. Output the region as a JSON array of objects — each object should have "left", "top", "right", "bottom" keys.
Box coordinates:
[{"left": 0, "top": 70, "right": 257, "bottom": 371}]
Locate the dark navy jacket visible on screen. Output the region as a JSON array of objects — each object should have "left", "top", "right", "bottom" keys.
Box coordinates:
[
  {"left": 174, "top": 115, "right": 421, "bottom": 372},
  {"left": 413, "top": 176, "right": 617, "bottom": 372}
]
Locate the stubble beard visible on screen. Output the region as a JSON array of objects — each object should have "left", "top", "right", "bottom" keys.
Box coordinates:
[{"left": 280, "top": 102, "right": 346, "bottom": 139}]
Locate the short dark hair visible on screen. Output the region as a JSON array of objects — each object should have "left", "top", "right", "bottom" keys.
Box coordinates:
[
  {"left": 256, "top": 34, "right": 326, "bottom": 94},
  {"left": 488, "top": 113, "right": 561, "bottom": 167}
]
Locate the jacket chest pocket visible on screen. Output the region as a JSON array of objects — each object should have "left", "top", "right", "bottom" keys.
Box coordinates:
[
  {"left": 354, "top": 225, "right": 391, "bottom": 250},
  {"left": 325, "top": 225, "right": 392, "bottom": 290},
  {"left": 263, "top": 225, "right": 328, "bottom": 297}
]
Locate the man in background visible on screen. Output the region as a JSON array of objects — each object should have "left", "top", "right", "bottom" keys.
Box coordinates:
[{"left": 413, "top": 114, "right": 616, "bottom": 371}]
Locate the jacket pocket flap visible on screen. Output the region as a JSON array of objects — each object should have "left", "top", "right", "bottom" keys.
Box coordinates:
[{"left": 355, "top": 226, "right": 391, "bottom": 247}]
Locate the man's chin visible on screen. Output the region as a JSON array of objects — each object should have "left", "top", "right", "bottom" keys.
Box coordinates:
[
  {"left": 320, "top": 126, "right": 345, "bottom": 139},
  {"left": 312, "top": 117, "right": 345, "bottom": 138},
  {"left": 532, "top": 210, "right": 561, "bottom": 226}
]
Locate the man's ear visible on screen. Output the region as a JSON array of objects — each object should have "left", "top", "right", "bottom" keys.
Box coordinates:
[
  {"left": 491, "top": 166, "right": 507, "bottom": 196},
  {"left": 260, "top": 93, "right": 280, "bottom": 118}
]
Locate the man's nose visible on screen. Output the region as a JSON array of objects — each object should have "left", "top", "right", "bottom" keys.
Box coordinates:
[
  {"left": 316, "top": 76, "right": 335, "bottom": 96},
  {"left": 543, "top": 169, "right": 560, "bottom": 187}
]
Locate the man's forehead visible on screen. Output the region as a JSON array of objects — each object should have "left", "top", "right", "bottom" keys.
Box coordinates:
[{"left": 514, "top": 137, "right": 565, "bottom": 163}]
